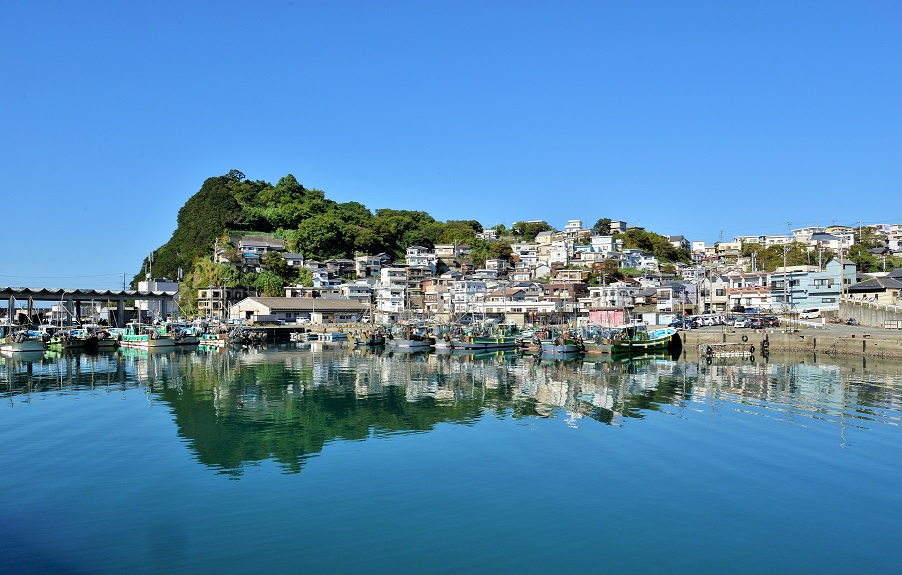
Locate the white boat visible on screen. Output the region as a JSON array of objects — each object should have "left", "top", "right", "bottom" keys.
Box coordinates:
[
  {"left": 0, "top": 329, "right": 46, "bottom": 353},
  {"left": 320, "top": 331, "right": 348, "bottom": 342}
]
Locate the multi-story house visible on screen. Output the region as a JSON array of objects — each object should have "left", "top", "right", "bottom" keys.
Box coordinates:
[
  {"left": 485, "top": 258, "right": 510, "bottom": 275},
  {"left": 552, "top": 269, "right": 587, "bottom": 283},
  {"left": 768, "top": 259, "right": 854, "bottom": 312},
  {"left": 405, "top": 246, "right": 436, "bottom": 271},
  {"left": 668, "top": 235, "right": 690, "bottom": 250},
  {"left": 715, "top": 242, "right": 741, "bottom": 257},
  {"left": 585, "top": 281, "right": 642, "bottom": 309},
  {"left": 542, "top": 282, "right": 589, "bottom": 314},
  {"left": 696, "top": 274, "right": 730, "bottom": 313},
  {"left": 355, "top": 254, "right": 384, "bottom": 278},
  {"left": 655, "top": 282, "right": 697, "bottom": 315},
  {"left": 726, "top": 272, "right": 771, "bottom": 311},
  {"left": 792, "top": 227, "right": 826, "bottom": 245},
  {"left": 340, "top": 282, "right": 373, "bottom": 304},
  {"left": 610, "top": 220, "right": 628, "bottom": 234},
  {"left": 449, "top": 280, "right": 487, "bottom": 314},
  {"left": 434, "top": 243, "right": 471, "bottom": 260},
  {"left": 619, "top": 249, "right": 659, "bottom": 271},
  {"left": 312, "top": 269, "right": 342, "bottom": 288},
  {"left": 197, "top": 286, "right": 247, "bottom": 319}
]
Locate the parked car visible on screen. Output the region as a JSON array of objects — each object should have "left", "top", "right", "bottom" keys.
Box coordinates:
[
  {"left": 800, "top": 308, "right": 821, "bottom": 319},
  {"left": 669, "top": 319, "right": 696, "bottom": 330},
  {"left": 749, "top": 318, "right": 763, "bottom": 329},
  {"left": 763, "top": 315, "right": 779, "bottom": 327},
  {"left": 733, "top": 317, "right": 750, "bottom": 328}
]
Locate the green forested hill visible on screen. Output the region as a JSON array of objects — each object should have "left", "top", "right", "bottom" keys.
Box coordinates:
[{"left": 137, "top": 170, "right": 696, "bottom": 313}]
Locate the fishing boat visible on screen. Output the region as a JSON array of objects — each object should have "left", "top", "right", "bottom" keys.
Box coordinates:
[
  {"left": 430, "top": 324, "right": 454, "bottom": 349},
  {"left": 321, "top": 331, "right": 348, "bottom": 342},
  {"left": 603, "top": 323, "right": 678, "bottom": 355},
  {"left": 167, "top": 324, "right": 200, "bottom": 346},
  {"left": 386, "top": 323, "right": 435, "bottom": 349},
  {"left": 354, "top": 326, "right": 386, "bottom": 346},
  {"left": 536, "top": 328, "right": 586, "bottom": 354},
  {"left": 450, "top": 322, "right": 522, "bottom": 351},
  {"left": 94, "top": 328, "right": 120, "bottom": 349},
  {"left": 47, "top": 328, "right": 98, "bottom": 350},
  {"left": 116, "top": 322, "right": 176, "bottom": 349},
  {"left": 0, "top": 328, "right": 46, "bottom": 353}
]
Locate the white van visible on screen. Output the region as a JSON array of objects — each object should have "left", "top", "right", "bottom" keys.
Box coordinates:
[{"left": 800, "top": 309, "right": 821, "bottom": 319}]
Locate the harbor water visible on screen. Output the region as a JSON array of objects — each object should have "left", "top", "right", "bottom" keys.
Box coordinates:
[{"left": 1, "top": 344, "right": 900, "bottom": 574}]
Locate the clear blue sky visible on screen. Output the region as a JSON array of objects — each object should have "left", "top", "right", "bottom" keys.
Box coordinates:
[{"left": 2, "top": 1, "right": 900, "bottom": 289}]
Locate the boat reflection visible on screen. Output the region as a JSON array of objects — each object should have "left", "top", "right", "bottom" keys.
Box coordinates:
[{"left": 2, "top": 346, "right": 900, "bottom": 475}]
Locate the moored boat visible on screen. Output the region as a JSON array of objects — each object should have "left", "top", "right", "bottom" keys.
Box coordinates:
[
  {"left": 47, "top": 328, "right": 98, "bottom": 350},
  {"left": 115, "top": 323, "right": 176, "bottom": 349},
  {"left": 450, "top": 322, "right": 522, "bottom": 351},
  {"left": 605, "top": 323, "right": 679, "bottom": 355},
  {"left": 536, "top": 328, "right": 585, "bottom": 354},
  {"left": 386, "top": 324, "right": 435, "bottom": 349},
  {"left": 0, "top": 328, "right": 46, "bottom": 353}
]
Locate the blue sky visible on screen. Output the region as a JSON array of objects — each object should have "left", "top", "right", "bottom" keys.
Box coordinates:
[{"left": 2, "top": 1, "right": 900, "bottom": 289}]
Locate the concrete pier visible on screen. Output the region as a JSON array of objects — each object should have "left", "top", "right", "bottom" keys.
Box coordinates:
[{"left": 678, "top": 327, "right": 902, "bottom": 359}]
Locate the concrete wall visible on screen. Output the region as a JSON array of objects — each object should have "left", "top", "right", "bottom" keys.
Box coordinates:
[
  {"left": 679, "top": 329, "right": 902, "bottom": 358},
  {"left": 841, "top": 301, "right": 902, "bottom": 329}
]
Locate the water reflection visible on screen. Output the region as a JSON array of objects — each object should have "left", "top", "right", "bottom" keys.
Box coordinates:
[{"left": 2, "top": 346, "right": 901, "bottom": 474}]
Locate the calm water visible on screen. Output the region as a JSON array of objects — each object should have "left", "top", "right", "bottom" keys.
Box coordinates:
[{"left": 1, "top": 344, "right": 901, "bottom": 574}]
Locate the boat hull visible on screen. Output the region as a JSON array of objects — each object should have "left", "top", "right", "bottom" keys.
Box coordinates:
[
  {"left": 540, "top": 340, "right": 584, "bottom": 354},
  {"left": 451, "top": 336, "right": 521, "bottom": 351},
  {"left": 1, "top": 337, "right": 46, "bottom": 353},
  {"left": 390, "top": 338, "right": 435, "bottom": 349},
  {"left": 119, "top": 335, "right": 176, "bottom": 349},
  {"left": 609, "top": 328, "right": 677, "bottom": 355}
]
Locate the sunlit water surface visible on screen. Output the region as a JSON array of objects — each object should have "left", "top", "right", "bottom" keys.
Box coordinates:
[{"left": 1, "top": 344, "right": 900, "bottom": 574}]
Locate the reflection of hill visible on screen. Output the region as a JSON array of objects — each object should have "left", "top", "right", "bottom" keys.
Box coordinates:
[
  {"left": 154, "top": 350, "right": 497, "bottom": 475},
  {"left": 5, "top": 346, "right": 901, "bottom": 476}
]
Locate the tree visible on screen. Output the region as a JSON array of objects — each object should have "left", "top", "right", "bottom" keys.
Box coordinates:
[
  {"left": 510, "top": 221, "right": 553, "bottom": 241},
  {"left": 847, "top": 244, "right": 880, "bottom": 273},
  {"left": 261, "top": 251, "right": 291, "bottom": 281},
  {"left": 592, "top": 218, "right": 612, "bottom": 235},
  {"left": 295, "top": 268, "right": 313, "bottom": 287},
  {"left": 592, "top": 259, "right": 623, "bottom": 283},
  {"left": 254, "top": 271, "right": 285, "bottom": 297}
]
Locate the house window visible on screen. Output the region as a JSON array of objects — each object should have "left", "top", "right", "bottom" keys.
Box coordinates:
[
  {"left": 814, "top": 279, "right": 833, "bottom": 288},
  {"left": 821, "top": 298, "right": 836, "bottom": 303},
  {"left": 716, "top": 289, "right": 726, "bottom": 297}
]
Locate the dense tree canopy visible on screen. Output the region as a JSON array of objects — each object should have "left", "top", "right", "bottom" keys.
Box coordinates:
[{"left": 618, "top": 229, "right": 691, "bottom": 264}]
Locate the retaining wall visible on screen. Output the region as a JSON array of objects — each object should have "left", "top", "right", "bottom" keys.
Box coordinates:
[{"left": 679, "top": 329, "right": 902, "bottom": 359}]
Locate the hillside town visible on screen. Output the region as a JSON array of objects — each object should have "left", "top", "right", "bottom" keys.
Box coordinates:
[{"left": 138, "top": 219, "right": 902, "bottom": 327}]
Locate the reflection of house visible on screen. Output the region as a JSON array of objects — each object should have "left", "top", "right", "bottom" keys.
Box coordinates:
[{"left": 229, "top": 297, "right": 367, "bottom": 324}]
